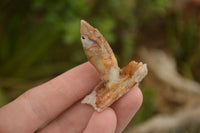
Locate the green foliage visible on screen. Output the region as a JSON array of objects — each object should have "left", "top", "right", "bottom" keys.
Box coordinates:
[
  {"left": 135, "top": 0, "right": 171, "bottom": 22},
  {"left": 0, "top": 0, "right": 172, "bottom": 79},
  {"left": 166, "top": 12, "right": 200, "bottom": 80},
  {"left": 0, "top": 88, "right": 9, "bottom": 106}
]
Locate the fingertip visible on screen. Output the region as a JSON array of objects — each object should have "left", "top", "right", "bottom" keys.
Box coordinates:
[
  {"left": 113, "top": 85, "right": 143, "bottom": 112},
  {"left": 83, "top": 108, "right": 117, "bottom": 133},
  {"left": 96, "top": 107, "right": 117, "bottom": 127},
  {"left": 135, "top": 86, "right": 143, "bottom": 110},
  {"left": 112, "top": 85, "right": 143, "bottom": 133},
  {"left": 95, "top": 107, "right": 117, "bottom": 128}
]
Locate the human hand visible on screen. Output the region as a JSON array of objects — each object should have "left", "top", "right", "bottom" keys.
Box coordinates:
[{"left": 0, "top": 62, "right": 143, "bottom": 133}]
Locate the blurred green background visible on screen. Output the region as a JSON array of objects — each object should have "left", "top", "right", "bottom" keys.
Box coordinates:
[{"left": 1, "top": 0, "right": 200, "bottom": 132}]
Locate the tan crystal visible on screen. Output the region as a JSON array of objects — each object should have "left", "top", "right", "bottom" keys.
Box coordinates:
[{"left": 80, "top": 20, "right": 148, "bottom": 112}]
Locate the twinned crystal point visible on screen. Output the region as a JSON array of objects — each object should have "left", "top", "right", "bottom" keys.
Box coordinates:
[
  {"left": 80, "top": 20, "right": 148, "bottom": 112},
  {"left": 80, "top": 19, "right": 119, "bottom": 82}
]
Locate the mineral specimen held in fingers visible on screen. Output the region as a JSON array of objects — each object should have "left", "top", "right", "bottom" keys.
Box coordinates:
[{"left": 80, "top": 20, "right": 148, "bottom": 112}]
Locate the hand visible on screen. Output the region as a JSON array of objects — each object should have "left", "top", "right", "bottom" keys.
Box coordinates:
[{"left": 0, "top": 62, "right": 143, "bottom": 133}]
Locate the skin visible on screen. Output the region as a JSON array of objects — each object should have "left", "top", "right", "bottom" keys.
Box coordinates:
[{"left": 0, "top": 62, "right": 143, "bottom": 133}]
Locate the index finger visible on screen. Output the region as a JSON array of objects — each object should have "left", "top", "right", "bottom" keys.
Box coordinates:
[{"left": 0, "top": 62, "right": 100, "bottom": 133}]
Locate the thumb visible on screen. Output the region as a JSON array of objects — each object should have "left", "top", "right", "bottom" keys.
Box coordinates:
[{"left": 83, "top": 108, "right": 117, "bottom": 133}]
